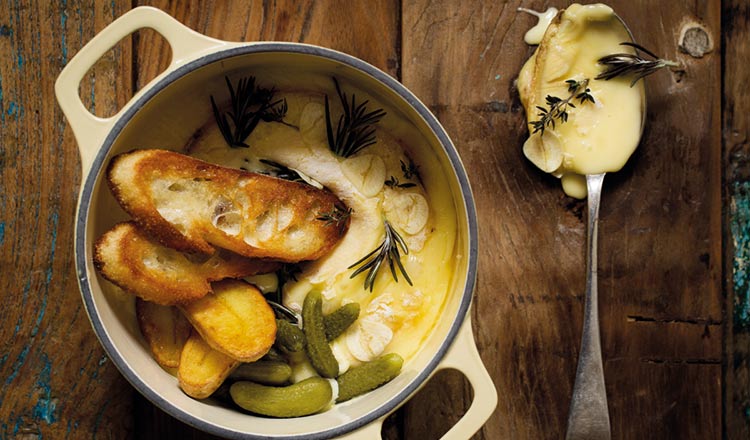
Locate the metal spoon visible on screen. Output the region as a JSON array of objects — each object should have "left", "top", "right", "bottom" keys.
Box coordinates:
[
  {"left": 565, "top": 172, "right": 610, "bottom": 440},
  {"left": 565, "top": 14, "right": 646, "bottom": 440}
]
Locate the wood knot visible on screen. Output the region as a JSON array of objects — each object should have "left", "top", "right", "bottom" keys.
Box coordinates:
[{"left": 679, "top": 24, "right": 712, "bottom": 58}]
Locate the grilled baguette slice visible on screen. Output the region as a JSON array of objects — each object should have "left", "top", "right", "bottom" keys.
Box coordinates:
[
  {"left": 107, "top": 149, "right": 348, "bottom": 261},
  {"left": 94, "top": 221, "right": 279, "bottom": 305}
]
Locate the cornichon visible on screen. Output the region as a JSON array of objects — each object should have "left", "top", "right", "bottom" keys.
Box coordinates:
[
  {"left": 230, "top": 377, "right": 332, "bottom": 418},
  {"left": 302, "top": 291, "right": 339, "bottom": 378},
  {"left": 229, "top": 361, "right": 292, "bottom": 386},
  {"left": 275, "top": 319, "right": 306, "bottom": 353},
  {"left": 336, "top": 353, "right": 403, "bottom": 403},
  {"left": 324, "top": 302, "right": 360, "bottom": 341}
]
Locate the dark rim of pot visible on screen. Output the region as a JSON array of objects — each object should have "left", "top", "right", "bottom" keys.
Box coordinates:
[{"left": 75, "top": 42, "right": 478, "bottom": 440}]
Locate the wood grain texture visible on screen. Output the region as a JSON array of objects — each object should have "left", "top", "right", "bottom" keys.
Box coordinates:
[
  {"left": 1, "top": 0, "right": 737, "bottom": 439},
  {"left": 0, "top": 1, "right": 134, "bottom": 439},
  {"left": 723, "top": 0, "right": 750, "bottom": 438},
  {"left": 402, "top": 0, "right": 721, "bottom": 438}
]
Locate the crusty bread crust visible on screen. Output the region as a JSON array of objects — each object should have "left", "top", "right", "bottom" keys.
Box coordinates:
[
  {"left": 94, "top": 221, "right": 279, "bottom": 305},
  {"left": 107, "top": 149, "right": 348, "bottom": 261}
]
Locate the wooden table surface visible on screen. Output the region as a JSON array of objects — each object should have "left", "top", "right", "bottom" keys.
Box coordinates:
[{"left": 0, "top": 0, "right": 746, "bottom": 438}]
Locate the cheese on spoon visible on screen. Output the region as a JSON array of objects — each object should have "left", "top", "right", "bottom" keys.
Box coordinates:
[{"left": 518, "top": 3, "right": 645, "bottom": 198}]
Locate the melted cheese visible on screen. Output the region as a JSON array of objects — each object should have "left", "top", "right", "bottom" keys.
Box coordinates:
[
  {"left": 189, "top": 91, "right": 457, "bottom": 370},
  {"left": 518, "top": 3, "right": 645, "bottom": 198}
]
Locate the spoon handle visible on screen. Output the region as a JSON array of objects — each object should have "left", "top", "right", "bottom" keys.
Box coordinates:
[{"left": 565, "top": 173, "right": 611, "bottom": 440}]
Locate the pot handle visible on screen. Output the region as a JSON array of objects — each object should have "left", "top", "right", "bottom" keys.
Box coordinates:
[
  {"left": 433, "top": 316, "right": 498, "bottom": 439},
  {"left": 336, "top": 317, "right": 497, "bottom": 440},
  {"left": 54, "top": 6, "right": 227, "bottom": 175}
]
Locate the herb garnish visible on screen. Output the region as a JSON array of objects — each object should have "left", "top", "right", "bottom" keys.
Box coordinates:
[
  {"left": 316, "top": 205, "right": 352, "bottom": 236},
  {"left": 325, "top": 77, "right": 386, "bottom": 158},
  {"left": 211, "top": 76, "right": 288, "bottom": 148},
  {"left": 384, "top": 176, "right": 416, "bottom": 189},
  {"left": 264, "top": 264, "right": 301, "bottom": 323},
  {"left": 530, "top": 79, "right": 595, "bottom": 135},
  {"left": 400, "top": 159, "right": 420, "bottom": 181},
  {"left": 259, "top": 159, "right": 305, "bottom": 184},
  {"left": 348, "top": 220, "right": 412, "bottom": 292},
  {"left": 596, "top": 42, "right": 679, "bottom": 86}
]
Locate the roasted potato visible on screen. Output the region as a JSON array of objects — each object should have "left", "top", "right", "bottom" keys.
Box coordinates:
[
  {"left": 136, "top": 298, "right": 191, "bottom": 368},
  {"left": 178, "top": 331, "right": 239, "bottom": 399},
  {"left": 179, "top": 279, "right": 276, "bottom": 362}
]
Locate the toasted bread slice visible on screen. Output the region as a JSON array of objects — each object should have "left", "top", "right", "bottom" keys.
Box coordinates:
[
  {"left": 107, "top": 149, "right": 348, "bottom": 262},
  {"left": 94, "top": 221, "right": 279, "bottom": 305},
  {"left": 178, "top": 330, "right": 239, "bottom": 399},
  {"left": 136, "top": 298, "right": 192, "bottom": 368},
  {"left": 179, "top": 279, "right": 276, "bottom": 362}
]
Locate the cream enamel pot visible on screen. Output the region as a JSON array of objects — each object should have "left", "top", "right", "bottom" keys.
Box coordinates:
[{"left": 55, "top": 7, "right": 496, "bottom": 439}]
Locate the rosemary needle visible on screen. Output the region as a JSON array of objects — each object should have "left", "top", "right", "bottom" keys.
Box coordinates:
[
  {"left": 596, "top": 42, "right": 679, "bottom": 86},
  {"left": 348, "top": 220, "right": 412, "bottom": 292}
]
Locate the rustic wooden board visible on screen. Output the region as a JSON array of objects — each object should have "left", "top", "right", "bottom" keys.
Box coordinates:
[
  {"left": 0, "top": 0, "right": 738, "bottom": 439},
  {"left": 401, "top": 0, "right": 721, "bottom": 439},
  {"left": 0, "top": 1, "right": 135, "bottom": 439},
  {"left": 723, "top": 0, "right": 750, "bottom": 438}
]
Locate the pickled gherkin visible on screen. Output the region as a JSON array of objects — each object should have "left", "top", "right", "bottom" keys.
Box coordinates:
[
  {"left": 324, "top": 302, "right": 360, "bottom": 341},
  {"left": 336, "top": 353, "right": 403, "bottom": 403},
  {"left": 230, "top": 377, "right": 332, "bottom": 417},
  {"left": 230, "top": 361, "right": 292, "bottom": 386},
  {"left": 302, "top": 291, "right": 339, "bottom": 378},
  {"left": 275, "top": 319, "right": 306, "bottom": 353}
]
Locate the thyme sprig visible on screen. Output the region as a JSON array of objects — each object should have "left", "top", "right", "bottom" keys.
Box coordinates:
[
  {"left": 348, "top": 220, "right": 412, "bottom": 292},
  {"left": 211, "top": 76, "right": 288, "bottom": 148},
  {"left": 316, "top": 204, "right": 352, "bottom": 236},
  {"left": 530, "top": 79, "right": 595, "bottom": 135},
  {"left": 596, "top": 42, "right": 679, "bottom": 86},
  {"left": 325, "top": 77, "right": 386, "bottom": 158}
]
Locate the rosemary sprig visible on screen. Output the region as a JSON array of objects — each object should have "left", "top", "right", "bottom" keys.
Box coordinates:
[
  {"left": 384, "top": 176, "right": 416, "bottom": 189},
  {"left": 211, "top": 76, "right": 288, "bottom": 148},
  {"left": 348, "top": 220, "right": 412, "bottom": 292},
  {"left": 596, "top": 42, "right": 679, "bottom": 86},
  {"left": 316, "top": 204, "right": 352, "bottom": 236},
  {"left": 325, "top": 77, "right": 386, "bottom": 158},
  {"left": 259, "top": 159, "right": 305, "bottom": 184},
  {"left": 530, "top": 79, "right": 595, "bottom": 135}
]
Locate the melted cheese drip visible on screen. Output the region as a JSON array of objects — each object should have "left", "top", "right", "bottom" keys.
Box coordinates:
[
  {"left": 518, "top": 3, "right": 645, "bottom": 198},
  {"left": 189, "top": 91, "right": 457, "bottom": 371},
  {"left": 518, "top": 7, "right": 558, "bottom": 45}
]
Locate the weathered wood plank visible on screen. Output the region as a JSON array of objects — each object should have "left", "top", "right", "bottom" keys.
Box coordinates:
[
  {"left": 723, "top": 0, "right": 750, "bottom": 438},
  {"left": 402, "top": 0, "right": 721, "bottom": 438},
  {"left": 0, "top": 0, "right": 134, "bottom": 439}
]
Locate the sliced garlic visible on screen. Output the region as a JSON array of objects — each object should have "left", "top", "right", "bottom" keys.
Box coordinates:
[
  {"left": 299, "top": 102, "right": 328, "bottom": 146},
  {"left": 346, "top": 318, "right": 393, "bottom": 362},
  {"left": 523, "top": 131, "right": 563, "bottom": 173},
  {"left": 384, "top": 191, "right": 429, "bottom": 235},
  {"left": 341, "top": 154, "right": 386, "bottom": 197}
]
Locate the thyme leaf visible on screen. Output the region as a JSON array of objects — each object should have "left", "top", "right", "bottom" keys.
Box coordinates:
[
  {"left": 530, "top": 78, "right": 595, "bottom": 136},
  {"left": 316, "top": 204, "right": 352, "bottom": 236}
]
